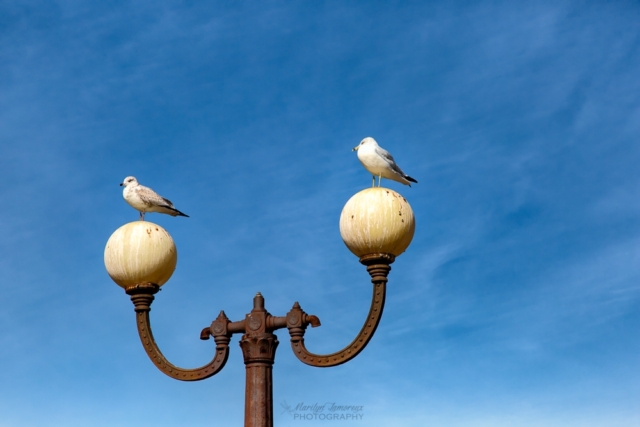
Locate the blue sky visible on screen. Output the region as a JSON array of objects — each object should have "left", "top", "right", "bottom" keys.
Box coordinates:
[{"left": 1, "top": 1, "right": 639, "bottom": 426}]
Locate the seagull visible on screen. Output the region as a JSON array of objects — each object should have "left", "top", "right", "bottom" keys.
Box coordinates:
[
  {"left": 352, "top": 137, "right": 418, "bottom": 187},
  {"left": 120, "top": 176, "right": 189, "bottom": 221}
]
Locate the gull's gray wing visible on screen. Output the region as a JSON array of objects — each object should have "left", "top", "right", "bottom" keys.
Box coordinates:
[
  {"left": 374, "top": 145, "right": 396, "bottom": 164},
  {"left": 135, "top": 185, "right": 175, "bottom": 208},
  {"left": 375, "top": 145, "right": 408, "bottom": 175}
]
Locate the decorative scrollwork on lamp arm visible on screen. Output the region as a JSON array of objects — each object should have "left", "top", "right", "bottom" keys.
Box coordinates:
[
  {"left": 125, "top": 283, "right": 231, "bottom": 381},
  {"left": 285, "top": 253, "right": 394, "bottom": 367}
]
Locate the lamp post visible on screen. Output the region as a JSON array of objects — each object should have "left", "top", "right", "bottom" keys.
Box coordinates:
[{"left": 105, "top": 187, "right": 415, "bottom": 427}]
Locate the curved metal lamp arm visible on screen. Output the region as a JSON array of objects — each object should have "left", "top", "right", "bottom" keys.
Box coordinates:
[
  {"left": 125, "top": 283, "right": 230, "bottom": 382},
  {"left": 286, "top": 254, "right": 394, "bottom": 367}
]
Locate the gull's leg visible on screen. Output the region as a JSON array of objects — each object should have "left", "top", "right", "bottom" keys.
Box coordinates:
[
  {"left": 377, "top": 174, "right": 382, "bottom": 187},
  {"left": 371, "top": 175, "right": 375, "bottom": 188},
  {"left": 139, "top": 211, "right": 145, "bottom": 221}
]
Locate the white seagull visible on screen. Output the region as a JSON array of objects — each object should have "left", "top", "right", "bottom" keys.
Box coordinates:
[
  {"left": 120, "top": 176, "right": 189, "bottom": 221},
  {"left": 353, "top": 137, "right": 417, "bottom": 187}
]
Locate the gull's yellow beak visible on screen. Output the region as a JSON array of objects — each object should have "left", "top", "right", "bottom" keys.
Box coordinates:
[{"left": 352, "top": 146, "right": 359, "bottom": 151}]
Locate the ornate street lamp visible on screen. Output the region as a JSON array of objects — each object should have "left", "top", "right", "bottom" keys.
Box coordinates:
[{"left": 105, "top": 187, "right": 415, "bottom": 427}]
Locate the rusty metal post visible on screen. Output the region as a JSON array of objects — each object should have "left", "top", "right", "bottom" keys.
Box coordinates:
[{"left": 239, "top": 293, "right": 279, "bottom": 427}]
